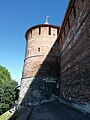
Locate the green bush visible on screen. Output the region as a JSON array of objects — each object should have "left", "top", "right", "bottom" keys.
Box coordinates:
[{"left": 0, "top": 65, "right": 18, "bottom": 115}]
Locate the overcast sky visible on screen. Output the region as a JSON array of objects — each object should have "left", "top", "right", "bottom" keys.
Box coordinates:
[{"left": 0, "top": 0, "right": 69, "bottom": 83}]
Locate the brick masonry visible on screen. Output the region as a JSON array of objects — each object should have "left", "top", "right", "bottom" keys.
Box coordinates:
[
  {"left": 19, "top": 0, "right": 90, "bottom": 107},
  {"left": 59, "top": 0, "right": 90, "bottom": 104},
  {"left": 18, "top": 24, "right": 60, "bottom": 106}
]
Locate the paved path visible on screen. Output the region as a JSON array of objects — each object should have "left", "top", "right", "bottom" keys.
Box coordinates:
[{"left": 27, "top": 101, "right": 89, "bottom": 120}]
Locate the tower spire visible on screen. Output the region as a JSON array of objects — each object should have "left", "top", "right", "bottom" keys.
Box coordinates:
[{"left": 44, "top": 16, "right": 50, "bottom": 24}]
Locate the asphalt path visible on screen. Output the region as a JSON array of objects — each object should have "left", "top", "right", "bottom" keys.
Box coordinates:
[{"left": 28, "top": 101, "right": 90, "bottom": 120}]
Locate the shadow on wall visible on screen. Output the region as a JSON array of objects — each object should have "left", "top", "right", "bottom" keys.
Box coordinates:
[{"left": 8, "top": 38, "right": 60, "bottom": 120}]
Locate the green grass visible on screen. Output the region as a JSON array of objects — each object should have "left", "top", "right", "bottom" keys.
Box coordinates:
[
  {"left": 0, "top": 111, "right": 13, "bottom": 120},
  {"left": 0, "top": 108, "right": 28, "bottom": 120}
]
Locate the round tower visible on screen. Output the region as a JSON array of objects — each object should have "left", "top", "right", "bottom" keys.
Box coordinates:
[{"left": 18, "top": 23, "right": 60, "bottom": 106}]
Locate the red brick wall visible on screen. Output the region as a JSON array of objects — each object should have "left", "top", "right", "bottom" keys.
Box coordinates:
[
  {"left": 22, "top": 25, "right": 60, "bottom": 78},
  {"left": 59, "top": 0, "right": 90, "bottom": 103}
]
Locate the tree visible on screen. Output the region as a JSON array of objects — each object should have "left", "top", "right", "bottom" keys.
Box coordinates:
[{"left": 0, "top": 65, "right": 18, "bottom": 115}]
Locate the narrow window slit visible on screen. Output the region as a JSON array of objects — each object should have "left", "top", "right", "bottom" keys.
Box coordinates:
[
  {"left": 39, "top": 27, "right": 41, "bottom": 35},
  {"left": 49, "top": 27, "right": 51, "bottom": 35},
  {"left": 38, "top": 47, "right": 40, "bottom": 52}
]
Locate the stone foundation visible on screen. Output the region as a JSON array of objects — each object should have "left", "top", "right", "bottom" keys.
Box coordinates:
[{"left": 18, "top": 77, "right": 59, "bottom": 107}]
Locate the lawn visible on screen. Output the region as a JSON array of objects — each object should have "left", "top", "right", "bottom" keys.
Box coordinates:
[
  {"left": 0, "top": 108, "right": 28, "bottom": 120},
  {"left": 0, "top": 111, "right": 13, "bottom": 120}
]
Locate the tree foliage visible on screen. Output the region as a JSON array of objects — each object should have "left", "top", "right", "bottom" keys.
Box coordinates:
[{"left": 0, "top": 65, "right": 18, "bottom": 115}]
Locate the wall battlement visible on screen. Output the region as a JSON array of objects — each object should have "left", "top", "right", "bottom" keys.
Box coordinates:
[{"left": 18, "top": 0, "right": 90, "bottom": 107}]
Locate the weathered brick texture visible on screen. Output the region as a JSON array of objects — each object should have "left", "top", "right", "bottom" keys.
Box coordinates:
[
  {"left": 60, "top": 0, "right": 90, "bottom": 103},
  {"left": 18, "top": 24, "right": 60, "bottom": 106},
  {"left": 23, "top": 25, "right": 60, "bottom": 78},
  {"left": 19, "top": 0, "right": 90, "bottom": 107}
]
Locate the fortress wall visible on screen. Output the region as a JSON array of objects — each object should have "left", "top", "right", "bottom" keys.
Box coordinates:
[{"left": 59, "top": 0, "right": 90, "bottom": 103}]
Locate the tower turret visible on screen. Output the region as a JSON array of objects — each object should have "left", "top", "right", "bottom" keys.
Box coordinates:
[{"left": 18, "top": 23, "right": 60, "bottom": 106}]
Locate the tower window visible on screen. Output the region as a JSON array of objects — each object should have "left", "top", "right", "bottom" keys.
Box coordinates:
[
  {"left": 49, "top": 27, "right": 51, "bottom": 35},
  {"left": 39, "top": 27, "right": 41, "bottom": 35},
  {"left": 38, "top": 47, "right": 40, "bottom": 52},
  {"left": 57, "top": 28, "right": 59, "bottom": 35}
]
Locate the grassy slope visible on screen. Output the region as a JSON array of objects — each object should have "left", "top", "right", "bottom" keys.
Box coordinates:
[
  {"left": 0, "top": 108, "right": 28, "bottom": 120},
  {"left": 0, "top": 111, "right": 13, "bottom": 120}
]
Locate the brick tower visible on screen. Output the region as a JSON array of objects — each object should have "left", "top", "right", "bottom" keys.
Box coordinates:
[{"left": 18, "top": 20, "right": 60, "bottom": 106}]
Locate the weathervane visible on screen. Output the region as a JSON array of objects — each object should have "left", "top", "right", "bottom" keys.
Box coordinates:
[{"left": 44, "top": 16, "right": 50, "bottom": 24}]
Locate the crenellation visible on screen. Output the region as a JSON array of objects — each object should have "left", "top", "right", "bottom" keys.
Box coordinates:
[
  {"left": 19, "top": 24, "right": 60, "bottom": 106},
  {"left": 18, "top": 0, "right": 90, "bottom": 109}
]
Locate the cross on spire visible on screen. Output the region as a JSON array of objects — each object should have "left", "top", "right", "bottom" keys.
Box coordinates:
[{"left": 44, "top": 16, "right": 50, "bottom": 24}]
